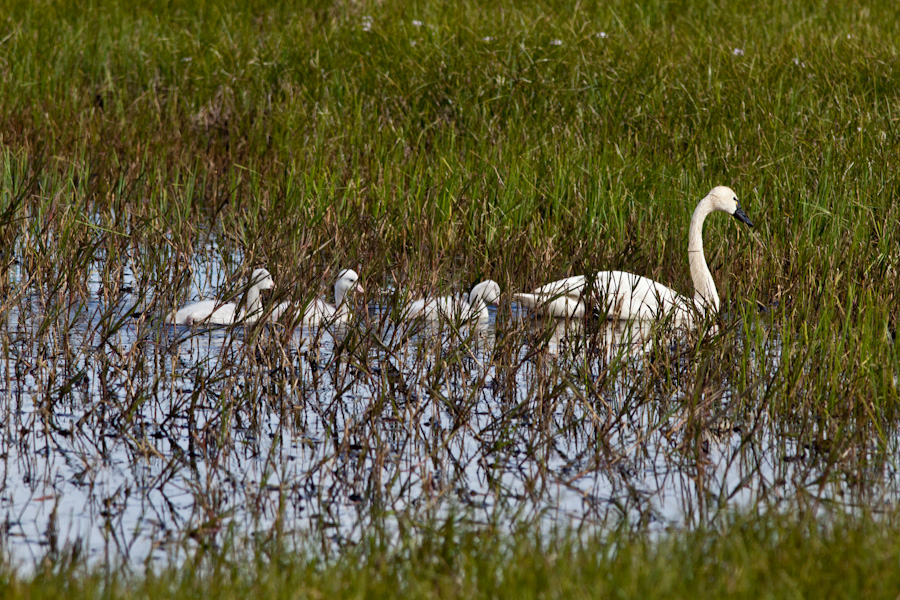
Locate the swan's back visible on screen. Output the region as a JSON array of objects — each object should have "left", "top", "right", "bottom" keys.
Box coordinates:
[
  {"left": 531, "top": 275, "right": 587, "bottom": 297},
  {"left": 404, "top": 297, "right": 434, "bottom": 320},
  {"left": 269, "top": 300, "right": 291, "bottom": 323},
  {"left": 406, "top": 297, "right": 448, "bottom": 321},
  {"left": 514, "top": 275, "right": 587, "bottom": 318},
  {"left": 300, "top": 298, "right": 339, "bottom": 325},
  {"left": 593, "top": 271, "right": 691, "bottom": 322},
  {"left": 267, "top": 298, "right": 337, "bottom": 326},
  {"left": 167, "top": 300, "right": 239, "bottom": 326}
]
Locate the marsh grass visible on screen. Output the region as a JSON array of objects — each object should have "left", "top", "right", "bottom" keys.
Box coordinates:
[
  {"left": 0, "top": 0, "right": 899, "bottom": 587},
  {"left": 8, "top": 512, "right": 900, "bottom": 599}
]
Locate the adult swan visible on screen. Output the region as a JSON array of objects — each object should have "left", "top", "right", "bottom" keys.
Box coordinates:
[{"left": 514, "top": 186, "right": 753, "bottom": 326}]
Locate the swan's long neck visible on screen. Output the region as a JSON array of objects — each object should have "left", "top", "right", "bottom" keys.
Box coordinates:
[
  {"left": 687, "top": 197, "right": 720, "bottom": 314},
  {"left": 241, "top": 284, "right": 265, "bottom": 323}
]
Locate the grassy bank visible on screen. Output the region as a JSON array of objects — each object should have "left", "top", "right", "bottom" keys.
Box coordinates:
[{"left": 5, "top": 511, "right": 900, "bottom": 599}]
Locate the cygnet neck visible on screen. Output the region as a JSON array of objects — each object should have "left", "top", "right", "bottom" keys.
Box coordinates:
[
  {"left": 242, "top": 282, "right": 265, "bottom": 323},
  {"left": 687, "top": 195, "right": 720, "bottom": 314},
  {"left": 335, "top": 282, "right": 349, "bottom": 307}
]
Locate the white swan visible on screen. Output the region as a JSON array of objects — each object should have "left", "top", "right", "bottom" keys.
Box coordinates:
[
  {"left": 271, "top": 268, "right": 364, "bottom": 326},
  {"left": 514, "top": 186, "right": 753, "bottom": 326},
  {"left": 402, "top": 280, "right": 501, "bottom": 323},
  {"left": 514, "top": 276, "right": 590, "bottom": 319},
  {"left": 166, "top": 268, "right": 276, "bottom": 326}
]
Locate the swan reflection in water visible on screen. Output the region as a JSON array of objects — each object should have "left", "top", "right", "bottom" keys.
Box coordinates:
[
  {"left": 397, "top": 308, "right": 498, "bottom": 354},
  {"left": 522, "top": 315, "right": 653, "bottom": 362}
]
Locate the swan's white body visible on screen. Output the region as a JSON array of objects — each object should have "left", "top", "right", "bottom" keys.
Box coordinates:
[
  {"left": 592, "top": 271, "right": 698, "bottom": 324},
  {"left": 271, "top": 268, "right": 364, "bottom": 326},
  {"left": 514, "top": 276, "right": 589, "bottom": 319},
  {"left": 403, "top": 280, "right": 501, "bottom": 323},
  {"left": 166, "top": 268, "right": 276, "bottom": 326},
  {"left": 515, "top": 186, "right": 753, "bottom": 326}
]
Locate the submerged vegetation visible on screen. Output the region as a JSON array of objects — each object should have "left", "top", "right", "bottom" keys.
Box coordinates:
[{"left": 0, "top": 0, "right": 899, "bottom": 593}]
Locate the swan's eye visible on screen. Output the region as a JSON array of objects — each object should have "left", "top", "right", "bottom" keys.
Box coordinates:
[{"left": 733, "top": 196, "right": 738, "bottom": 202}]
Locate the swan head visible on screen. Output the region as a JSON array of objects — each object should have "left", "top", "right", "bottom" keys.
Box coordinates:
[
  {"left": 707, "top": 186, "right": 753, "bottom": 227},
  {"left": 335, "top": 269, "right": 364, "bottom": 303},
  {"left": 469, "top": 280, "right": 501, "bottom": 306},
  {"left": 250, "top": 268, "right": 276, "bottom": 291}
]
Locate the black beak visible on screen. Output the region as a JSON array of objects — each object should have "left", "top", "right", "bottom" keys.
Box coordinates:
[{"left": 733, "top": 202, "right": 753, "bottom": 228}]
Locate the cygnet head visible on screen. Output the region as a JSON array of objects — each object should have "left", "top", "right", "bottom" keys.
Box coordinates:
[
  {"left": 250, "top": 268, "right": 276, "bottom": 291},
  {"left": 707, "top": 185, "right": 753, "bottom": 227},
  {"left": 469, "top": 280, "right": 501, "bottom": 306},
  {"left": 335, "top": 268, "right": 364, "bottom": 303}
]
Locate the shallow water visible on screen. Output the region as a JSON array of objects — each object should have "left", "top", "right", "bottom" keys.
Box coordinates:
[{"left": 1, "top": 261, "right": 897, "bottom": 568}]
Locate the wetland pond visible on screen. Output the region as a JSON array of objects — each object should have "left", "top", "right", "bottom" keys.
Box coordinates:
[{"left": 1, "top": 259, "right": 897, "bottom": 567}]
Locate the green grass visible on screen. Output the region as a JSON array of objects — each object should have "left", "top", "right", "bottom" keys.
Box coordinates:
[
  {"left": 2, "top": 0, "right": 898, "bottom": 304},
  {"left": 8, "top": 511, "right": 900, "bottom": 599},
  {"left": 1, "top": 0, "right": 899, "bottom": 592}
]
